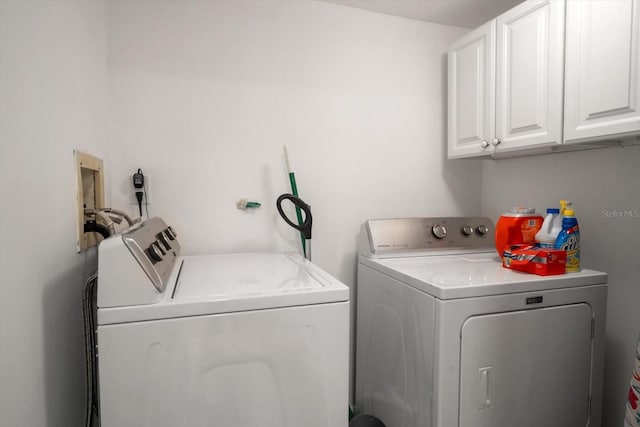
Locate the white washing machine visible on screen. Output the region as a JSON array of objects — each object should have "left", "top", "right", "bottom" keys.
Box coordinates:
[
  {"left": 355, "top": 217, "right": 607, "bottom": 427},
  {"left": 96, "top": 217, "right": 349, "bottom": 427}
]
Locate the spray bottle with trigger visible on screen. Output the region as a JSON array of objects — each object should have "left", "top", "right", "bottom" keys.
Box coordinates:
[{"left": 554, "top": 200, "right": 580, "bottom": 272}]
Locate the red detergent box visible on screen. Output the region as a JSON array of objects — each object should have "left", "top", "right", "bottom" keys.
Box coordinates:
[{"left": 502, "top": 244, "right": 566, "bottom": 276}]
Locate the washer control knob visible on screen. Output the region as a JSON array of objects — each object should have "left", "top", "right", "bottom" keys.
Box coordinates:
[
  {"left": 148, "top": 242, "right": 164, "bottom": 262},
  {"left": 476, "top": 225, "right": 489, "bottom": 236},
  {"left": 156, "top": 240, "right": 167, "bottom": 255},
  {"left": 461, "top": 225, "right": 474, "bottom": 236},
  {"left": 432, "top": 224, "right": 447, "bottom": 239},
  {"left": 165, "top": 226, "right": 177, "bottom": 240},
  {"left": 157, "top": 233, "right": 171, "bottom": 250}
]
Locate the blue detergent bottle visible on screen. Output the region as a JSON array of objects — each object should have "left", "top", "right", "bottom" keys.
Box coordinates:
[{"left": 555, "top": 200, "right": 580, "bottom": 272}]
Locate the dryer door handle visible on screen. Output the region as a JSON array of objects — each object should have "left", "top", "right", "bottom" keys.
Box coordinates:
[{"left": 478, "top": 366, "right": 494, "bottom": 409}]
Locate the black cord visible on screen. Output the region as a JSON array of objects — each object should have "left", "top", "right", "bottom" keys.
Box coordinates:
[
  {"left": 135, "top": 191, "right": 143, "bottom": 217},
  {"left": 84, "top": 221, "right": 111, "bottom": 239},
  {"left": 83, "top": 273, "right": 99, "bottom": 427},
  {"left": 143, "top": 179, "right": 149, "bottom": 219}
]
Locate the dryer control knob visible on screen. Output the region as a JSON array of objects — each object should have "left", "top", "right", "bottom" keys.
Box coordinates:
[
  {"left": 461, "top": 225, "right": 474, "bottom": 236},
  {"left": 148, "top": 243, "right": 164, "bottom": 262},
  {"left": 476, "top": 225, "right": 489, "bottom": 236},
  {"left": 432, "top": 224, "right": 447, "bottom": 239}
]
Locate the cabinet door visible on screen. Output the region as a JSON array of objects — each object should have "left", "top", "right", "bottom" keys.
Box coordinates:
[
  {"left": 448, "top": 21, "right": 495, "bottom": 158},
  {"left": 494, "top": 0, "right": 565, "bottom": 153},
  {"left": 564, "top": 0, "right": 640, "bottom": 143}
]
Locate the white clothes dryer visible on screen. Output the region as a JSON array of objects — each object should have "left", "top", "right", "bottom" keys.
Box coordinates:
[
  {"left": 96, "top": 217, "right": 349, "bottom": 427},
  {"left": 355, "top": 217, "right": 607, "bottom": 427}
]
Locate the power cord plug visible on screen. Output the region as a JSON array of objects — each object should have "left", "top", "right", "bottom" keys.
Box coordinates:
[{"left": 133, "top": 169, "right": 145, "bottom": 217}]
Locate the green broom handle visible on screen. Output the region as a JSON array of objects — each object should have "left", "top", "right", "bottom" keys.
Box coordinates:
[{"left": 288, "top": 172, "right": 307, "bottom": 258}]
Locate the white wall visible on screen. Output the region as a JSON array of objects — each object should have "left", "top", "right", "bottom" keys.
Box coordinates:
[
  {"left": 0, "top": 1, "right": 108, "bottom": 426},
  {"left": 107, "top": 0, "right": 478, "bottom": 286},
  {"left": 0, "top": 1, "right": 475, "bottom": 424},
  {"left": 107, "top": 1, "right": 476, "bottom": 404},
  {"left": 481, "top": 144, "right": 640, "bottom": 425}
]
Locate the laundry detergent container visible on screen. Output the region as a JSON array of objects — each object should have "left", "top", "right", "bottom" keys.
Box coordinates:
[{"left": 495, "top": 207, "right": 543, "bottom": 257}]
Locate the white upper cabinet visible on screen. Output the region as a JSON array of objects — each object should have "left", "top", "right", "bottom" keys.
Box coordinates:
[
  {"left": 448, "top": 0, "right": 565, "bottom": 158},
  {"left": 564, "top": 0, "right": 640, "bottom": 143},
  {"left": 494, "top": 0, "right": 565, "bottom": 154},
  {"left": 448, "top": 21, "right": 496, "bottom": 159}
]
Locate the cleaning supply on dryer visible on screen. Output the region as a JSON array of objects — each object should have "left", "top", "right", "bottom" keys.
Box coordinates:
[
  {"left": 502, "top": 243, "right": 566, "bottom": 276},
  {"left": 535, "top": 208, "right": 563, "bottom": 248},
  {"left": 495, "top": 206, "right": 544, "bottom": 258},
  {"left": 555, "top": 201, "right": 580, "bottom": 272}
]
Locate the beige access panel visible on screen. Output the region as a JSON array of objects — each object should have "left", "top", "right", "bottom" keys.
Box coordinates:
[{"left": 75, "top": 150, "right": 104, "bottom": 251}]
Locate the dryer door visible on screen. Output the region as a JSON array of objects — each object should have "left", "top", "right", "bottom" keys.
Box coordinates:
[{"left": 459, "top": 303, "right": 593, "bottom": 427}]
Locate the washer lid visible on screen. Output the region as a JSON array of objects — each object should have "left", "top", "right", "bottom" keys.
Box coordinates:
[
  {"left": 174, "top": 252, "right": 341, "bottom": 300},
  {"left": 360, "top": 252, "right": 607, "bottom": 299},
  {"left": 98, "top": 253, "right": 349, "bottom": 325}
]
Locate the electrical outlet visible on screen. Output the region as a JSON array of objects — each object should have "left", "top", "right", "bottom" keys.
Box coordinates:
[{"left": 130, "top": 175, "right": 151, "bottom": 205}]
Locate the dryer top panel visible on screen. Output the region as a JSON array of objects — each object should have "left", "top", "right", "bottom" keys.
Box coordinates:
[{"left": 359, "top": 252, "right": 607, "bottom": 299}]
